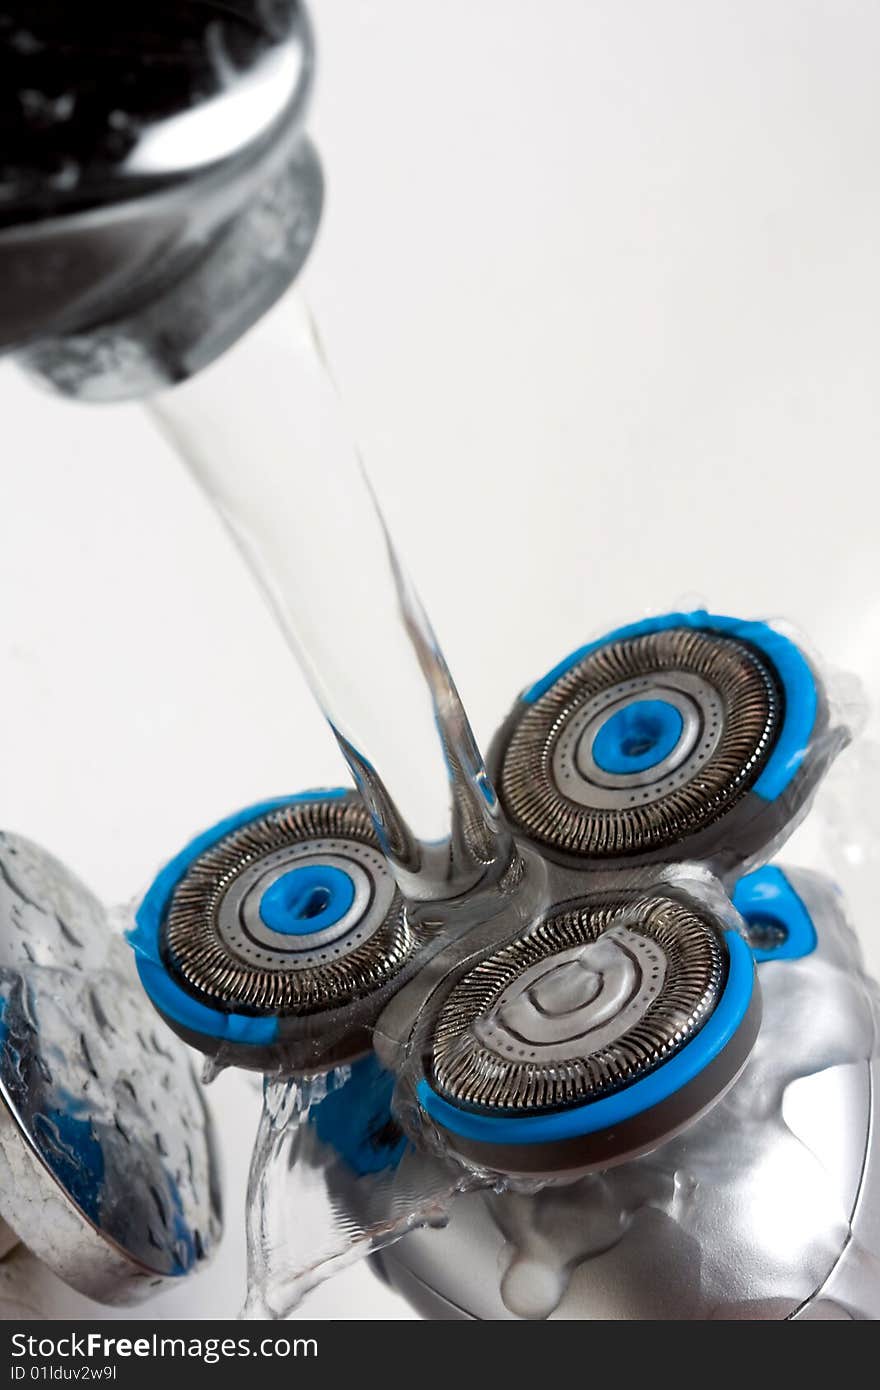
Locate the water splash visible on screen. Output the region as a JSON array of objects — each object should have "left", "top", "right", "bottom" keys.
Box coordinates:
[
  {"left": 242, "top": 1057, "right": 479, "bottom": 1319},
  {"left": 201, "top": 1056, "right": 227, "bottom": 1086}
]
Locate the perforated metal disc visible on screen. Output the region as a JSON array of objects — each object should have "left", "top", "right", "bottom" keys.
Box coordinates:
[
  {"left": 0, "top": 831, "right": 220, "bottom": 1303},
  {"left": 430, "top": 894, "right": 726, "bottom": 1113},
  {"left": 163, "top": 799, "right": 415, "bottom": 1016},
  {"left": 499, "top": 627, "right": 782, "bottom": 859}
]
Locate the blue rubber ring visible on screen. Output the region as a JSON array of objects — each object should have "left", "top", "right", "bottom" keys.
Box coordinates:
[
  {"left": 129, "top": 789, "right": 349, "bottom": 1045},
  {"left": 592, "top": 698, "right": 684, "bottom": 775},
  {"left": 310, "top": 1054, "right": 407, "bottom": 1177},
  {"left": 417, "top": 929, "right": 754, "bottom": 1146},
  {"left": 259, "top": 863, "right": 356, "bottom": 937},
  {"left": 733, "top": 865, "right": 817, "bottom": 962},
  {"left": 521, "top": 611, "right": 817, "bottom": 801}
]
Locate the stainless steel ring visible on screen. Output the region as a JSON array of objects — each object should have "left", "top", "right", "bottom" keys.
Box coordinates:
[
  {"left": 472, "top": 925, "right": 668, "bottom": 1064},
  {"left": 551, "top": 672, "right": 724, "bottom": 810},
  {"left": 217, "top": 839, "right": 395, "bottom": 968}
]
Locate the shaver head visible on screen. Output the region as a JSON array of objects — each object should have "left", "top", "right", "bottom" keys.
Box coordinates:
[
  {"left": 415, "top": 884, "right": 760, "bottom": 1177},
  {"left": 491, "top": 611, "right": 839, "bottom": 875},
  {"left": 131, "top": 791, "right": 419, "bottom": 1073},
  {"left": 0, "top": 1, "right": 321, "bottom": 397},
  {"left": 376, "top": 861, "right": 880, "bottom": 1321}
]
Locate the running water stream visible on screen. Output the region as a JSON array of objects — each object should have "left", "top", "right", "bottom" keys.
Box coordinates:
[
  {"left": 149, "top": 295, "right": 514, "bottom": 915},
  {"left": 147, "top": 294, "right": 533, "bottom": 1316}
]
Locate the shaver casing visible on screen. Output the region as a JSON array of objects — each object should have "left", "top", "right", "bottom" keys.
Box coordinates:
[{"left": 488, "top": 611, "right": 845, "bottom": 881}]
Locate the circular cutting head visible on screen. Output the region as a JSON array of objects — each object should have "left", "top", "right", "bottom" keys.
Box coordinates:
[
  {"left": 0, "top": 830, "right": 221, "bottom": 1304},
  {"left": 417, "top": 889, "right": 760, "bottom": 1176},
  {"left": 493, "top": 612, "right": 830, "bottom": 870},
  {"left": 133, "top": 792, "right": 417, "bottom": 1072}
]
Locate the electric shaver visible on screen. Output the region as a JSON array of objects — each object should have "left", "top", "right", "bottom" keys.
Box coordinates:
[{"left": 127, "top": 608, "right": 880, "bottom": 1319}]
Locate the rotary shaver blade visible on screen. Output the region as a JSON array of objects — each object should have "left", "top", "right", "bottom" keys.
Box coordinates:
[
  {"left": 493, "top": 612, "right": 830, "bottom": 871},
  {"left": 417, "top": 888, "right": 760, "bottom": 1176},
  {"left": 431, "top": 895, "right": 724, "bottom": 1109},
  {"left": 133, "top": 792, "right": 417, "bottom": 1072}
]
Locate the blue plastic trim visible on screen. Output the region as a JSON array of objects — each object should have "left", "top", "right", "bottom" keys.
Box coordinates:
[
  {"left": 310, "top": 1055, "right": 407, "bottom": 1176},
  {"left": 417, "top": 929, "right": 754, "bottom": 1146},
  {"left": 259, "top": 863, "right": 355, "bottom": 936},
  {"left": 129, "top": 789, "right": 349, "bottom": 1045},
  {"left": 592, "top": 699, "right": 684, "bottom": 775},
  {"left": 521, "top": 610, "right": 817, "bottom": 801},
  {"left": 733, "top": 865, "right": 818, "bottom": 962}
]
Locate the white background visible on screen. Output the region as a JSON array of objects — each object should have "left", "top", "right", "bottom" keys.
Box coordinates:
[{"left": 1, "top": 1, "right": 879, "bottom": 1319}]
